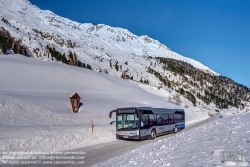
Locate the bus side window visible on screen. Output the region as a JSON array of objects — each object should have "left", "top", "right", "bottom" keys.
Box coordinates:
[
  {"left": 149, "top": 115, "right": 154, "bottom": 126},
  {"left": 157, "top": 115, "right": 161, "bottom": 125},
  {"left": 168, "top": 114, "right": 173, "bottom": 123},
  {"left": 174, "top": 114, "right": 179, "bottom": 123},
  {"left": 157, "top": 115, "right": 165, "bottom": 125},
  {"left": 163, "top": 115, "right": 168, "bottom": 125}
]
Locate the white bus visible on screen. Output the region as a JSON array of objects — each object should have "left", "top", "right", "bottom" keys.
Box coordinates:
[{"left": 109, "top": 107, "right": 185, "bottom": 140}]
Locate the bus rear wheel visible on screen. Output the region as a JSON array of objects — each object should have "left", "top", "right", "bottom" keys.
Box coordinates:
[
  {"left": 150, "top": 129, "right": 156, "bottom": 140},
  {"left": 174, "top": 126, "right": 178, "bottom": 133}
]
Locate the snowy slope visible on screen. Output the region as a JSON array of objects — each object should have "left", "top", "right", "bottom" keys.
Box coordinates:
[
  {"left": 0, "top": 0, "right": 218, "bottom": 76},
  {"left": 0, "top": 54, "right": 180, "bottom": 114},
  {"left": 0, "top": 54, "right": 208, "bottom": 151},
  {"left": 95, "top": 113, "right": 250, "bottom": 167}
]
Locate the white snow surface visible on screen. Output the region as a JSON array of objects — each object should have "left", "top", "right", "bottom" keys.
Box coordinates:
[
  {"left": 95, "top": 113, "right": 250, "bottom": 167},
  {"left": 0, "top": 54, "right": 207, "bottom": 151}
]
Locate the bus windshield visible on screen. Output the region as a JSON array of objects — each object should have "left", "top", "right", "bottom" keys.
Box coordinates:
[{"left": 117, "top": 113, "right": 139, "bottom": 130}]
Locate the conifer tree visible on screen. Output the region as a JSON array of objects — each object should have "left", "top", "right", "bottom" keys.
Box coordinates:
[
  {"left": 140, "top": 77, "right": 143, "bottom": 83},
  {"left": 110, "top": 61, "right": 112, "bottom": 69},
  {"left": 82, "top": 63, "right": 86, "bottom": 68},
  {"left": 168, "top": 82, "right": 171, "bottom": 88},
  {"left": 13, "top": 44, "right": 18, "bottom": 54},
  {"left": 115, "top": 62, "right": 119, "bottom": 71},
  {"left": 87, "top": 64, "right": 92, "bottom": 70}
]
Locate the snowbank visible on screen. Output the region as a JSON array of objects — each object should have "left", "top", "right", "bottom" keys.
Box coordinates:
[
  {"left": 0, "top": 95, "right": 116, "bottom": 151},
  {"left": 95, "top": 112, "right": 250, "bottom": 167}
]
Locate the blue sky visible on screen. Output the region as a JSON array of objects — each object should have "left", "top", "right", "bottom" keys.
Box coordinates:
[{"left": 30, "top": 0, "right": 250, "bottom": 88}]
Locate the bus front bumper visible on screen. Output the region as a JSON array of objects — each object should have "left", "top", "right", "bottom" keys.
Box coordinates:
[{"left": 116, "top": 134, "right": 140, "bottom": 140}]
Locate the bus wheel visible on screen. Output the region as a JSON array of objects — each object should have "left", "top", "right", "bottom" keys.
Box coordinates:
[
  {"left": 150, "top": 129, "right": 156, "bottom": 140},
  {"left": 174, "top": 126, "right": 178, "bottom": 133}
]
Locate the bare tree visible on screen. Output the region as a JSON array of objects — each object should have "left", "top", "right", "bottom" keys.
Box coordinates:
[
  {"left": 173, "top": 93, "right": 181, "bottom": 105},
  {"left": 168, "top": 95, "right": 172, "bottom": 102}
]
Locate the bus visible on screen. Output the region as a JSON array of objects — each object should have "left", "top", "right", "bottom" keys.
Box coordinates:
[{"left": 109, "top": 107, "right": 185, "bottom": 140}]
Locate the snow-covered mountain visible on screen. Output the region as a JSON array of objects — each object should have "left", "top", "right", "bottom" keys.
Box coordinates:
[
  {"left": 0, "top": 0, "right": 249, "bottom": 111},
  {"left": 0, "top": 0, "right": 217, "bottom": 75}
]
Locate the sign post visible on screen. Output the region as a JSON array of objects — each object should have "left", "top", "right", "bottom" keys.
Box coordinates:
[{"left": 91, "top": 120, "right": 94, "bottom": 134}]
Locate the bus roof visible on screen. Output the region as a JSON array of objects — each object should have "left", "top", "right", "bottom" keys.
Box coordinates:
[{"left": 117, "top": 107, "right": 184, "bottom": 115}]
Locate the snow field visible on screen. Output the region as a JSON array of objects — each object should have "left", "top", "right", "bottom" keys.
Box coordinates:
[
  {"left": 0, "top": 55, "right": 208, "bottom": 152},
  {"left": 95, "top": 112, "right": 250, "bottom": 167}
]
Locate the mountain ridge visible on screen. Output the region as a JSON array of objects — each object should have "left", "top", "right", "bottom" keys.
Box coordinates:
[{"left": 0, "top": 0, "right": 217, "bottom": 75}]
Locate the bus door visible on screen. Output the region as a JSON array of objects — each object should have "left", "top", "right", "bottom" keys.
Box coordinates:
[{"left": 140, "top": 114, "right": 154, "bottom": 137}]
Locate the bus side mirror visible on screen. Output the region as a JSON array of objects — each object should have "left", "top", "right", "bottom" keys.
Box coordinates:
[
  {"left": 109, "top": 110, "right": 116, "bottom": 118},
  {"left": 110, "top": 121, "right": 116, "bottom": 125}
]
